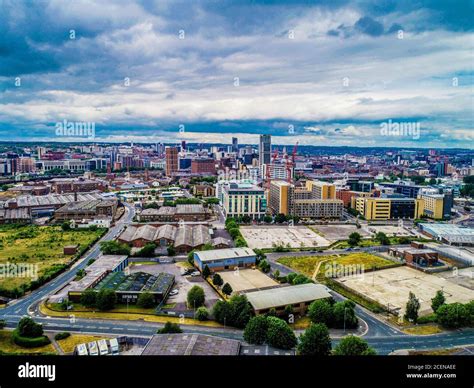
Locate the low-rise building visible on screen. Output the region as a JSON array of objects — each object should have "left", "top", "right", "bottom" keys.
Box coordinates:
[
  {"left": 193, "top": 247, "right": 256, "bottom": 271},
  {"left": 245, "top": 283, "right": 331, "bottom": 316}
]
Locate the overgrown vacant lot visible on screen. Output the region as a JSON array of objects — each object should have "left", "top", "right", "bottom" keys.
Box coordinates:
[
  {"left": 277, "top": 252, "right": 395, "bottom": 279},
  {"left": 0, "top": 224, "right": 104, "bottom": 292}
]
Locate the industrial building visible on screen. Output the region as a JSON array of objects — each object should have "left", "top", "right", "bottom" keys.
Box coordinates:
[
  {"left": 419, "top": 223, "right": 474, "bottom": 247},
  {"left": 245, "top": 283, "right": 332, "bottom": 316},
  {"left": 54, "top": 198, "right": 118, "bottom": 222},
  {"left": 193, "top": 247, "right": 256, "bottom": 271},
  {"left": 118, "top": 224, "right": 226, "bottom": 253},
  {"left": 137, "top": 204, "right": 209, "bottom": 222}
]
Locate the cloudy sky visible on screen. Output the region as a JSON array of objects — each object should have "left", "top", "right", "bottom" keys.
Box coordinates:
[{"left": 0, "top": 0, "right": 472, "bottom": 148}]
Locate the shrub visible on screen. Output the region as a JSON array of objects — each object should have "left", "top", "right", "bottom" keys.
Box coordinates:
[
  {"left": 80, "top": 289, "right": 97, "bottom": 308},
  {"left": 54, "top": 332, "right": 71, "bottom": 341},
  {"left": 18, "top": 317, "right": 43, "bottom": 338},
  {"left": 96, "top": 289, "right": 117, "bottom": 311},
  {"left": 157, "top": 322, "right": 183, "bottom": 334},
  {"left": 137, "top": 292, "right": 156, "bottom": 308},
  {"left": 308, "top": 299, "right": 333, "bottom": 326},
  {"left": 12, "top": 330, "right": 51, "bottom": 348},
  {"left": 195, "top": 307, "right": 209, "bottom": 321},
  {"left": 222, "top": 283, "right": 233, "bottom": 296},
  {"left": 333, "top": 335, "right": 376, "bottom": 356}
]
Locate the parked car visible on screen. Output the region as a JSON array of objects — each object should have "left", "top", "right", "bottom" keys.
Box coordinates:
[
  {"left": 190, "top": 271, "right": 201, "bottom": 277},
  {"left": 169, "top": 289, "right": 179, "bottom": 296}
]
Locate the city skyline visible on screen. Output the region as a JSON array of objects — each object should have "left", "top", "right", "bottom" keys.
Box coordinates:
[{"left": 0, "top": 0, "right": 472, "bottom": 148}]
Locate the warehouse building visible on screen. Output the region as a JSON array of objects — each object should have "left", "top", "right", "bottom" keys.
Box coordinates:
[
  {"left": 137, "top": 204, "right": 209, "bottom": 222},
  {"left": 419, "top": 223, "right": 474, "bottom": 247},
  {"left": 118, "top": 224, "right": 214, "bottom": 253},
  {"left": 245, "top": 283, "right": 331, "bottom": 316},
  {"left": 193, "top": 247, "right": 256, "bottom": 272}
]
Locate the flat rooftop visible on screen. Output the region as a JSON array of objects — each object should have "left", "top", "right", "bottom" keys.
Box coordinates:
[
  {"left": 245, "top": 283, "right": 331, "bottom": 311},
  {"left": 141, "top": 334, "right": 240, "bottom": 356},
  {"left": 195, "top": 247, "right": 256, "bottom": 262}
]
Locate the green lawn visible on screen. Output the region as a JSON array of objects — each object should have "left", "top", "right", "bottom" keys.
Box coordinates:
[
  {"left": 0, "top": 224, "right": 105, "bottom": 292},
  {"left": 278, "top": 252, "right": 395, "bottom": 279}
]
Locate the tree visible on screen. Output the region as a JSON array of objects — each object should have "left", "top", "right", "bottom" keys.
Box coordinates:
[
  {"left": 234, "top": 237, "right": 248, "bottom": 247},
  {"left": 212, "top": 273, "right": 223, "bottom": 287},
  {"left": 297, "top": 323, "right": 331, "bottom": 356},
  {"left": 431, "top": 290, "right": 446, "bottom": 313},
  {"left": 258, "top": 259, "right": 271, "bottom": 273},
  {"left": 243, "top": 316, "right": 269, "bottom": 345},
  {"left": 436, "top": 303, "right": 469, "bottom": 329},
  {"left": 96, "top": 289, "right": 117, "bottom": 311},
  {"left": 80, "top": 289, "right": 97, "bottom": 308},
  {"left": 202, "top": 265, "right": 211, "bottom": 279},
  {"left": 195, "top": 307, "right": 209, "bottom": 321},
  {"left": 187, "top": 250, "right": 195, "bottom": 265},
  {"left": 291, "top": 274, "right": 311, "bottom": 285},
  {"left": 284, "top": 305, "right": 294, "bottom": 322},
  {"left": 167, "top": 245, "right": 176, "bottom": 256},
  {"left": 187, "top": 285, "right": 205, "bottom": 308},
  {"left": 136, "top": 243, "right": 156, "bottom": 258},
  {"left": 100, "top": 240, "right": 131, "bottom": 255},
  {"left": 333, "top": 335, "right": 376, "bottom": 355},
  {"left": 137, "top": 292, "right": 155, "bottom": 308},
  {"left": 228, "top": 227, "right": 241, "bottom": 240},
  {"left": 213, "top": 295, "right": 252, "bottom": 328},
  {"left": 332, "top": 300, "right": 358, "bottom": 329},
  {"left": 273, "top": 269, "right": 280, "bottom": 280},
  {"left": 375, "top": 232, "right": 390, "bottom": 245},
  {"left": 18, "top": 317, "right": 44, "bottom": 338},
  {"left": 404, "top": 292, "right": 420, "bottom": 323},
  {"left": 265, "top": 316, "right": 297, "bottom": 350},
  {"left": 222, "top": 282, "right": 233, "bottom": 296},
  {"left": 348, "top": 232, "right": 362, "bottom": 247},
  {"left": 308, "top": 299, "right": 333, "bottom": 326},
  {"left": 157, "top": 322, "right": 182, "bottom": 334},
  {"left": 61, "top": 221, "right": 71, "bottom": 231}
]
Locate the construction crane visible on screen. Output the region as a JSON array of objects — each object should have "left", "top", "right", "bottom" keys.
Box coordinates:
[
  {"left": 286, "top": 141, "right": 299, "bottom": 183},
  {"left": 265, "top": 148, "right": 279, "bottom": 190}
]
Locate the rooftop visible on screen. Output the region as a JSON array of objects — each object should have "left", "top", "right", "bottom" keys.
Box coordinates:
[
  {"left": 141, "top": 334, "right": 240, "bottom": 356},
  {"left": 194, "top": 247, "right": 256, "bottom": 262},
  {"left": 245, "top": 283, "right": 331, "bottom": 311}
]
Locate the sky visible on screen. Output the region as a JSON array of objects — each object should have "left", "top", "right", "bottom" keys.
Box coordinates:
[{"left": 0, "top": 0, "right": 473, "bottom": 148}]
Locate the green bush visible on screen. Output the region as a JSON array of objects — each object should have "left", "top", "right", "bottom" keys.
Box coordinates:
[
  {"left": 187, "top": 286, "right": 205, "bottom": 308},
  {"left": 137, "top": 292, "right": 156, "bottom": 308},
  {"left": 157, "top": 322, "right": 182, "bottom": 334},
  {"left": 12, "top": 330, "right": 51, "bottom": 348},
  {"left": 195, "top": 307, "right": 209, "bottom": 321},
  {"left": 54, "top": 332, "right": 71, "bottom": 341}
]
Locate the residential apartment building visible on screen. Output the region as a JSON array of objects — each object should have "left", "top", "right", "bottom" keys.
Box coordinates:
[{"left": 165, "top": 147, "right": 179, "bottom": 177}]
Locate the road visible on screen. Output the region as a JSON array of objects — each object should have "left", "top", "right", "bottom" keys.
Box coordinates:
[{"left": 1, "top": 204, "right": 473, "bottom": 355}]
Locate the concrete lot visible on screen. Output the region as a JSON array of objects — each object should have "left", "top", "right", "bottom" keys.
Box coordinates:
[
  {"left": 338, "top": 266, "right": 474, "bottom": 316},
  {"left": 436, "top": 267, "right": 474, "bottom": 290},
  {"left": 217, "top": 268, "right": 278, "bottom": 293},
  {"left": 129, "top": 262, "right": 220, "bottom": 310},
  {"left": 310, "top": 224, "right": 371, "bottom": 242},
  {"left": 365, "top": 225, "right": 413, "bottom": 237},
  {"left": 240, "top": 225, "right": 331, "bottom": 249}
]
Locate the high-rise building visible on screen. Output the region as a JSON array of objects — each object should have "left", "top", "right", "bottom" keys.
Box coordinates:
[
  {"left": 191, "top": 158, "right": 216, "bottom": 174},
  {"left": 232, "top": 137, "right": 238, "bottom": 153},
  {"left": 222, "top": 182, "right": 266, "bottom": 220},
  {"left": 258, "top": 134, "right": 271, "bottom": 166},
  {"left": 165, "top": 147, "right": 179, "bottom": 177}
]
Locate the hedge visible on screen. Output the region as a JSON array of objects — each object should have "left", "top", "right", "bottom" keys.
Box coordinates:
[{"left": 12, "top": 329, "right": 51, "bottom": 348}]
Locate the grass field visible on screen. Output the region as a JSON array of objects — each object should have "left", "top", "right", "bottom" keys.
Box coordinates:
[
  {"left": 277, "top": 252, "right": 395, "bottom": 279},
  {"left": 403, "top": 324, "right": 443, "bottom": 335},
  {"left": 42, "top": 302, "right": 223, "bottom": 327},
  {"left": 0, "top": 330, "right": 56, "bottom": 355},
  {"left": 57, "top": 334, "right": 107, "bottom": 353},
  {"left": 0, "top": 224, "right": 105, "bottom": 292}
]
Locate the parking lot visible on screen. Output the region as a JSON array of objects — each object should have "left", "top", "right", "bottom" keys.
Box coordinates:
[
  {"left": 217, "top": 269, "right": 279, "bottom": 293},
  {"left": 129, "top": 262, "right": 220, "bottom": 311},
  {"left": 240, "top": 225, "right": 331, "bottom": 249},
  {"left": 338, "top": 266, "right": 474, "bottom": 316}
]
